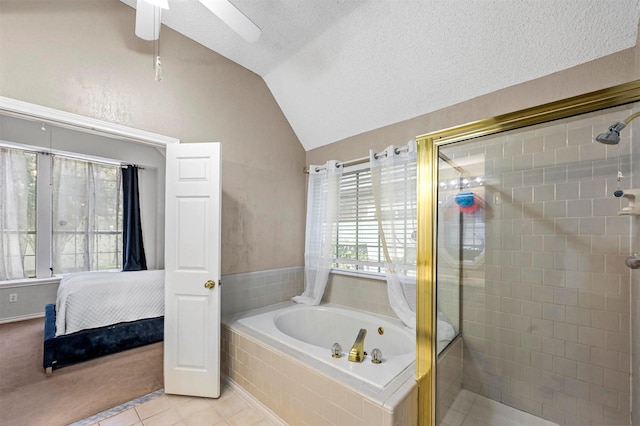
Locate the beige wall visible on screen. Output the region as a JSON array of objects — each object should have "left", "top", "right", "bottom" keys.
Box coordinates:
[
  {"left": 0, "top": 0, "right": 306, "bottom": 275},
  {"left": 307, "top": 49, "right": 637, "bottom": 166}
]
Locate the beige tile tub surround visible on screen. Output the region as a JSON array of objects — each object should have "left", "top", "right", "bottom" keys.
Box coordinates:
[
  {"left": 221, "top": 267, "right": 304, "bottom": 316},
  {"left": 221, "top": 316, "right": 418, "bottom": 426},
  {"left": 220, "top": 268, "right": 420, "bottom": 424},
  {"left": 321, "top": 273, "right": 401, "bottom": 318},
  {"left": 437, "top": 337, "right": 463, "bottom": 425}
]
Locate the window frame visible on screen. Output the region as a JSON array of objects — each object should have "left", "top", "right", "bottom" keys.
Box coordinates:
[
  {"left": 0, "top": 96, "right": 178, "bottom": 284},
  {"left": 50, "top": 154, "right": 123, "bottom": 274},
  {"left": 331, "top": 159, "right": 417, "bottom": 279},
  {"left": 333, "top": 161, "right": 383, "bottom": 275},
  {"left": 1, "top": 143, "right": 125, "bottom": 279}
]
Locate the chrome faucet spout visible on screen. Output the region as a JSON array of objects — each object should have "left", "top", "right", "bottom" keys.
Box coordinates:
[{"left": 348, "top": 328, "right": 367, "bottom": 362}]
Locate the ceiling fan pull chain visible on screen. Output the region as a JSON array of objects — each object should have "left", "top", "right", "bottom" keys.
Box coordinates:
[{"left": 155, "top": 56, "right": 162, "bottom": 82}]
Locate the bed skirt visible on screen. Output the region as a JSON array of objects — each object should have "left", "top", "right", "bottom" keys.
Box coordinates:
[{"left": 43, "top": 304, "right": 163, "bottom": 375}]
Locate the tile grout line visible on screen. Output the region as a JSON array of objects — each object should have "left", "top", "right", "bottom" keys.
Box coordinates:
[
  {"left": 70, "top": 389, "right": 164, "bottom": 426},
  {"left": 72, "top": 378, "right": 287, "bottom": 426},
  {"left": 223, "top": 376, "right": 287, "bottom": 425}
]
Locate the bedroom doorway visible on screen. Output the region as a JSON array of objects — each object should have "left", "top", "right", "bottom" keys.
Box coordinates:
[{"left": 0, "top": 97, "right": 224, "bottom": 400}]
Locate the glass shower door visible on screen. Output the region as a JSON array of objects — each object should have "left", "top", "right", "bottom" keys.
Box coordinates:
[{"left": 434, "top": 104, "right": 637, "bottom": 426}]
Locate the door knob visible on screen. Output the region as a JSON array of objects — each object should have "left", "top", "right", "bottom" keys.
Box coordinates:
[{"left": 204, "top": 280, "right": 216, "bottom": 289}]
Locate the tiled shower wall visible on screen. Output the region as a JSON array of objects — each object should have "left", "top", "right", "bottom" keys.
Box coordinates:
[{"left": 444, "top": 106, "right": 635, "bottom": 425}]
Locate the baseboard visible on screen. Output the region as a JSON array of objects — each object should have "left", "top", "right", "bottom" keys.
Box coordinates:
[
  {"left": 0, "top": 312, "right": 45, "bottom": 324},
  {"left": 222, "top": 375, "right": 287, "bottom": 425}
]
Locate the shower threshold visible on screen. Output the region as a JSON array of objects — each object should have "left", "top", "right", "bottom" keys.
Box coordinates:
[{"left": 440, "top": 389, "right": 560, "bottom": 426}]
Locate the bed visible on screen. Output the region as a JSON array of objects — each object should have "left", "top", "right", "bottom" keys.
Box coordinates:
[{"left": 43, "top": 270, "right": 165, "bottom": 375}]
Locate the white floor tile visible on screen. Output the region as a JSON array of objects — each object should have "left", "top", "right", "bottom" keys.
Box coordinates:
[
  {"left": 450, "top": 389, "right": 478, "bottom": 414},
  {"left": 441, "top": 408, "right": 466, "bottom": 426},
  {"left": 441, "top": 390, "right": 560, "bottom": 426},
  {"left": 79, "top": 386, "right": 279, "bottom": 426}
]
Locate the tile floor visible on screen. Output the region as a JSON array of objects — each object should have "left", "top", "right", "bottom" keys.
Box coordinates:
[
  {"left": 74, "top": 384, "right": 285, "bottom": 426},
  {"left": 76, "top": 384, "right": 561, "bottom": 426},
  {"left": 440, "top": 389, "right": 560, "bottom": 426}
]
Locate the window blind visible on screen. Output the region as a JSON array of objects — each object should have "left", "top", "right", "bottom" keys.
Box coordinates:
[{"left": 333, "top": 160, "right": 417, "bottom": 275}]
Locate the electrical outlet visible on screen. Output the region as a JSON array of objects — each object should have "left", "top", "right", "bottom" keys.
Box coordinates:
[{"left": 9, "top": 293, "right": 17, "bottom": 303}]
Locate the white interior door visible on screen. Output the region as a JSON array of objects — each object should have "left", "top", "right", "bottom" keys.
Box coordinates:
[{"left": 164, "top": 142, "right": 221, "bottom": 398}]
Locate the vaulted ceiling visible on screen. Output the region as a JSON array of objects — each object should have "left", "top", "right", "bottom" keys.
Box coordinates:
[{"left": 121, "top": 0, "right": 640, "bottom": 151}]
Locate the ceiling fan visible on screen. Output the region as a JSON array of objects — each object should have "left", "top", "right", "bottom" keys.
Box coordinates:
[{"left": 134, "top": 0, "right": 261, "bottom": 43}]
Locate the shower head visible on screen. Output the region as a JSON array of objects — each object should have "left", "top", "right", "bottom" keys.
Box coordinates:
[
  {"left": 595, "top": 122, "right": 626, "bottom": 145},
  {"left": 595, "top": 111, "right": 640, "bottom": 145}
]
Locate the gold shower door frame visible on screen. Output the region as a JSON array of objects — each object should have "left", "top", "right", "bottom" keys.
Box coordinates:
[{"left": 414, "top": 80, "right": 640, "bottom": 426}]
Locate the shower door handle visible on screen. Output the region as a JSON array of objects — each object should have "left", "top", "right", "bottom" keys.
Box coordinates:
[{"left": 204, "top": 280, "right": 216, "bottom": 289}]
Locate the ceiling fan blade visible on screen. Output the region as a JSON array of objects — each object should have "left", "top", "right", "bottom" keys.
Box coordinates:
[
  {"left": 135, "top": 0, "right": 162, "bottom": 41},
  {"left": 199, "top": 0, "right": 261, "bottom": 43}
]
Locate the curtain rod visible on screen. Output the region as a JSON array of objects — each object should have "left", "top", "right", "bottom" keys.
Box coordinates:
[
  {"left": 303, "top": 146, "right": 410, "bottom": 174},
  {"left": 0, "top": 140, "right": 147, "bottom": 169},
  {"left": 303, "top": 155, "right": 366, "bottom": 174}
]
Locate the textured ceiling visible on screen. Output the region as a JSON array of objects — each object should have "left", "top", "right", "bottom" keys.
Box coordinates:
[{"left": 121, "top": 0, "right": 640, "bottom": 151}]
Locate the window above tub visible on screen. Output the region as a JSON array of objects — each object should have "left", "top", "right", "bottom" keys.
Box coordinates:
[{"left": 331, "top": 160, "right": 416, "bottom": 277}]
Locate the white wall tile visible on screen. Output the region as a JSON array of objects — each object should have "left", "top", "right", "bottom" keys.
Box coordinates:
[
  {"left": 590, "top": 347, "right": 620, "bottom": 370},
  {"left": 579, "top": 143, "right": 605, "bottom": 162},
  {"left": 565, "top": 306, "right": 591, "bottom": 326},
  {"left": 578, "top": 217, "right": 605, "bottom": 235},
  {"left": 567, "top": 126, "right": 593, "bottom": 146},
  {"left": 567, "top": 199, "right": 592, "bottom": 217},
  {"left": 542, "top": 303, "right": 566, "bottom": 322},
  {"left": 523, "top": 135, "right": 544, "bottom": 153},
  {"left": 554, "top": 323, "right": 578, "bottom": 343},
  {"left": 591, "top": 310, "right": 621, "bottom": 332},
  {"left": 606, "top": 216, "right": 633, "bottom": 235},
  {"left": 577, "top": 325, "right": 605, "bottom": 348},
  {"left": 543, "top": 201, "right": 567, "bottom": 219}
]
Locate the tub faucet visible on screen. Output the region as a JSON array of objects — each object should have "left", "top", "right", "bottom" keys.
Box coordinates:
[{"left": 348, "top": 328, "right": 367, "bottom": 362}]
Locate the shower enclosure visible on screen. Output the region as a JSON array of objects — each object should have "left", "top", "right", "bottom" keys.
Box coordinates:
[{"left": 415, "top": 81, "right": 640, "bottom": 426}]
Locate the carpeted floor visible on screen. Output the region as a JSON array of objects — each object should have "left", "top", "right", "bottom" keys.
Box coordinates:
[{"left": 0, "top": 318, "right": 163, "bottom": 426}]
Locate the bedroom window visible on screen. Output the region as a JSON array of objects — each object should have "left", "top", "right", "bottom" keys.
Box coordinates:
[
  {"left": 51, "top": 156, "right": 123, "bottom": 274},
  {"left": 0, "top": 147, "right": 37, "bottom": 279},
  {"left": 0, "top": 146, "right": 123, "bottom": 281}
]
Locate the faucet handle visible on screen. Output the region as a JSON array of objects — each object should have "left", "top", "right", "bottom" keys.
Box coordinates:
[
  {"left": 331, "top": 343, "right": 343, "bottom": 358},
  {"left": 371, "top": 348, "right": 383, "bottom": 364},
  {"left": 625, "top": 254, "right": 640, "bottom": 269}
]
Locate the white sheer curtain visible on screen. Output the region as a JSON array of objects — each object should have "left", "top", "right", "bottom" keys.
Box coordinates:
[
  {"left": 0, "top": 148, "right": 31, "bottom": 280},
  {"left": 52, "top": 156, "right": 122, "bottom": 273},
  {"left": 371, "top": 140, "right": 417, "bottom": 329},
  {"left": 293, "top": 160, "right": 342, "bottom": 305}
]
